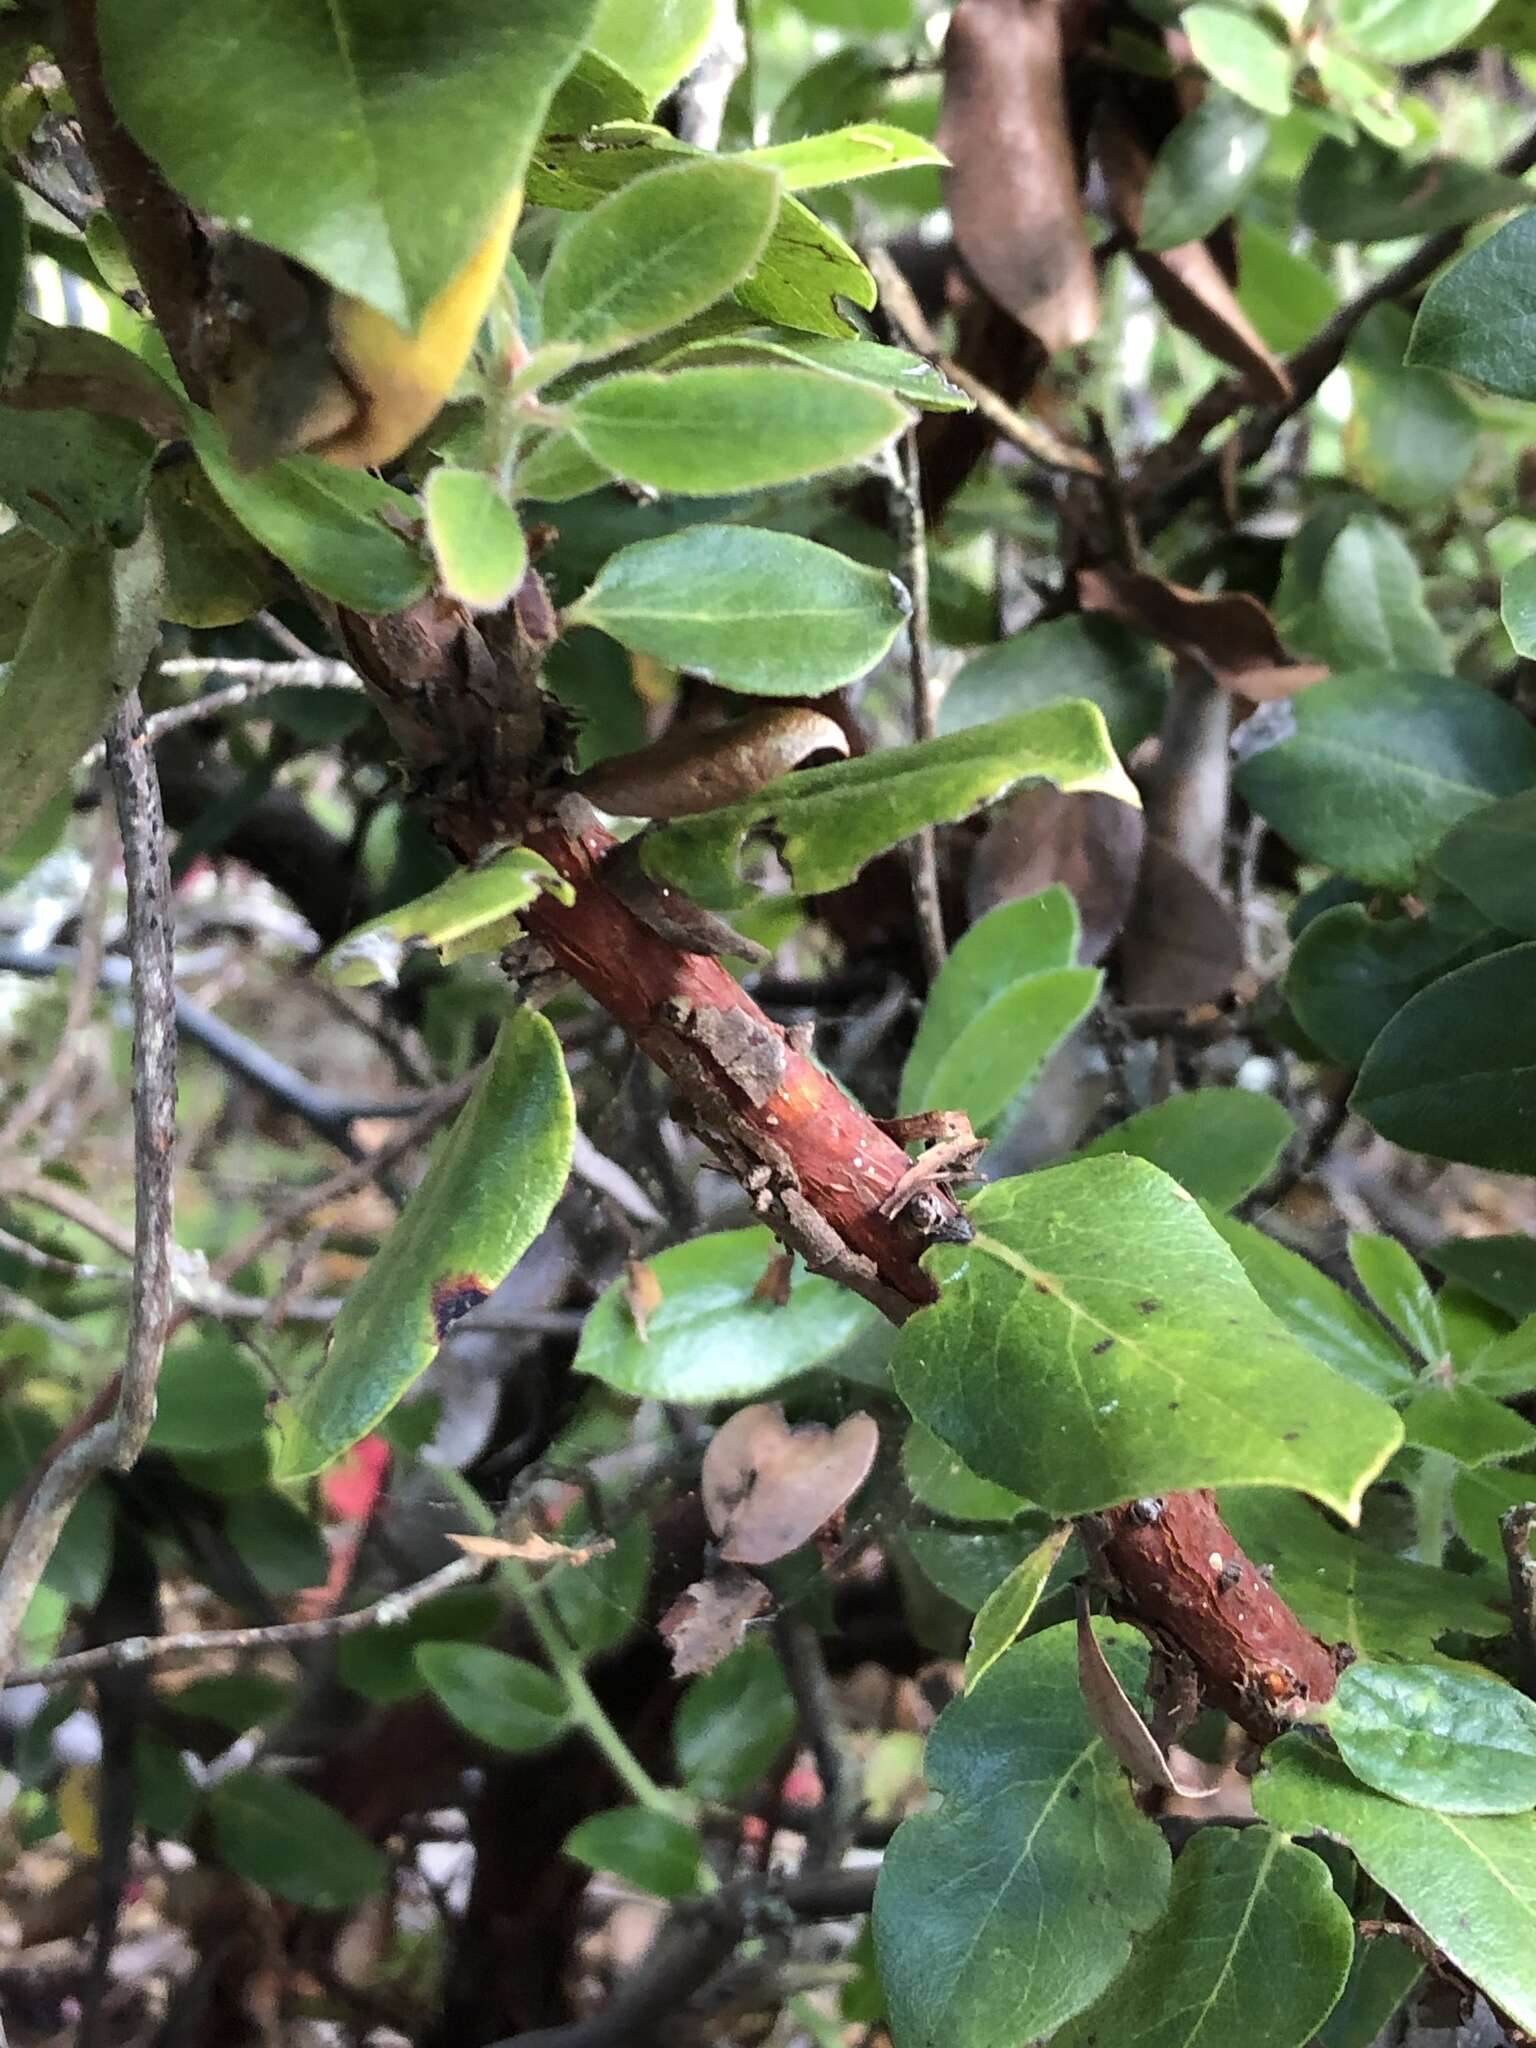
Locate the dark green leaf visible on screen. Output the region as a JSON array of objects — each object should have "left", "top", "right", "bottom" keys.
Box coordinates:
[
  {"left": 1141, "top": 93, "right": 1271, "bottom": 251},
  {"left": 939, "top": 615, "right": 1169, "bottom": 756},
  {"left": 1436, "top": 789, "right": 1536, "bottom": 931},
  {"left": 1316, "top": 1935, "right": 1424, "bottom": 2048},
  {"left": 1409, "top": 210, "right": 1536, "bottom": 400},
  {"left": 1287, "top": 897, "right": 1497, "bottom": 1069},
  {"left": 0, "top": 407, "right": 155, "bottom": 548},
  {"left": 1210, "top": 1216, "right": 1416, "bottom": 1399},
  {"left": 1219, "top": 1488, "right": 1501, "bottom": 1658},
  {"left": 209, "top": 1771, "right": 385, "bottom": 1909},
  {"left": 0, "top": 530, "right": 163, "bottom": 859},
  {"left": 1431, "top": 1235, "right": 1536, "bottom": 1320},
  {"left": 99, "top": 0, "right": 594, "bottom": 324},
  {"left": 149, "top": 1333, "right": 269, "bottom": 1453},
  {"left": 1235, "top": 672, "right": 1536, "bottom": 889},
  {"left": 564, "top": 1805, "right": 705, "bottom": 1897},
  {"left": 1081, "top": 1090, "right": 1294, "bottom": 1210},
  {"left": 415, "top": 1642, "right": 569, "bottom": 1752},
  {"left": 1300, "top": 135, "right": 1532, "bottom": 244},
  {"left": 273, "top": 1010, "right": 574, "bottom": 1477},
  {"left": 1326, "top": 1659, "right": 1536, "bottom": 1814},
  {"left": 1353, "top": 944, "right": 1536, "bottom": 1172},
  {"left": 543, "top": 160, "right": 781, "bottom": 362},
  {"left": 1287, "top": 512, "right": 1447, "bottom": 671},
  {"left": 674, "top": 1636, "right": 795, "bottom": 1800},
  {"left": 903, "top": 1418, "right": 1033, "bottom": 1523},
  {"left": 643, "top": 704, "right": 1137, "bottom": 909},
  {"left": 575, "top": 1226, "right": 877, "bottom": 1402},
  {"left": 566, "top": 364, "right": 908, "bottom": 494},
  {"left": 1348, "top": 367, "right": 1479, "bottom": 514},
  {"left": 338, "top": 1586, "right": 501, "bottom": 1703},
  {"left": 903, "top": 1524, "right": 1049, "bottom": 1611},
  {"left": 547, "top": 1509, "right": 653, "bottom": 1659},
  {"left": 566, "top": 524, "right": 908, "bottom": 695},
  {"left": 1052, "top": 1827, "right": 1354, "bottom": 2048},
  {"left": 0, "top": 174, "right": 25, "bottom": 373},
  {"left": 874, "top": 1621, "right": 1170, "bottom": 2048},
  {"left": 894, "top": 1158, "right": 1402, "bottom": 1519},
  {"left": 1256, "top": 1740, "right": 1536, "bottom": 2033},
  {"left": 223, "top": 1491, "right": 330, "bottom": 1598}
]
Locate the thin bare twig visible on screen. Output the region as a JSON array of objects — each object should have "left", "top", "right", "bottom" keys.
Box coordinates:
[
  {"left": 867, "top": 245, "right": 1102, "bottom": 480},
  {"left": 0, "top": 690, "right": 177, "bottom": 1688},
  {"left": 772, "top": 1614, "right": 862, "bottom": 1872},
  {"left": 79, "top": 655, "right": 363, "bottom": 760},
  {"left": 672, "top": 0, "right": 746, "bottom": 150},
  {"left": 5, "top": 1554, "right": 484, "bottom": 1690},
  {"left": 892, "top": 429, "right": 946, "bottom": 984}
]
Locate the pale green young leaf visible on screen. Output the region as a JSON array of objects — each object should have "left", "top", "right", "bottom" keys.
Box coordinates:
[
  {"left": 743, "top": 122, "right": 946, "bottom": 190},
  {"left": 574, "top": 1226, "right": 878, "bottom": 1402},
  {"left": 643, "top": 703, "right": 1137, "bottom": 909},
  {"left": 1183, "top": 5, "right": 1293, "bottom": 115},
  {"left": 1211, "top": 1215, "right": 1417, "bottom": 1399},
  {"left": 1400, "top": 1383, "right": 1536, "bottom": 1465},
  {"left": 590, "top": 0, "right": 716, "bottom": 107},
  {"left": 1082, "top": 1090, "right": 1295, "bottom": 1211},
  {"left": 1332, "top": 0, "right": 1497, "bottom": 64},
  {"left": 1349, "top": 1232, "right": 1446, "bottom": 1365},
  {"left": 964, "top": 1523, "right": 1071, "bottom": 1691},
  {"left": 319, "top": 849, "right": 573, "bottom": 988},
  {"left": 566, "top": 524, "right": 909, "bottom": 695},
  {"left": 272, "top": 1011, "right": 574, "bottom": 1477},
  {"left": 566, "top": 364, "right": 908, "bottom": 494},
  {"left": 423, "top": 467, "right": 528, "bottom": 612},
  {"left": 903, "top": 966, "right": 1100, "bottom": 1133},
  {"left": 542, "top": 160, "right": 780, "bottom": 363}
]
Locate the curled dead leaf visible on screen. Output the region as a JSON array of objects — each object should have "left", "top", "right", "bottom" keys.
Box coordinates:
[
  {"left": 939, "top": 0, "right": 1098, "bottom": 354},
  {"left": 1075, "top": 1596, "right": 1224, "bottom": 1800},
  {"left": 1118, "top": 835, "right": 1244, "bottom": 1009},
  {"left": 1077, "top": 566, "right": 1326, "bottom": 703},
  {"left": 751, "top": 1250, "right": 795, "bottom": 1308},
  {"left": 577, "top": 705, "right": 849, "bottom": 820},
  {"left": 661, "top": 1567, "right": 774, "bottom": 1677},
  {"left": 702, "top": 1402, "right": 880, "bottom": 1567}
]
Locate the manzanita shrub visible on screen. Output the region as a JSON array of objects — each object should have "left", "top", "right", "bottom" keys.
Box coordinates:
[{"left": 3, "top": 0, "right": 1536, "bottom": 2042}]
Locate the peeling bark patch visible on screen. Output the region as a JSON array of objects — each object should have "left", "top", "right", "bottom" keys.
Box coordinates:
[
  {"left": 691, "top": 1003, "right": 789, "bottom": 1107},
  {"left": 431, "top": 1274, "right": 490, "bottom": 1341}
]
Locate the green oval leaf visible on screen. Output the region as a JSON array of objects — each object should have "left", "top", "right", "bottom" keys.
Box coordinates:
[
  {"left": 743, "top": 121, "right": 946, "bottom": 191},
  {"left": 575, "top": 1226, "right": 877, "bottom": 1402},
  {"left": 1409, "top": 209, "right": 1536, "bottom": 401},
  {"left": 424, "top": 468, "right": 528, "bottom": 612},
  {"left": 643, "top": 703, "right": 1138, "bottom": 909},
  {"left": 1140, "top": 93, "right": 1271, "bottom": 252},
  {"left": 1235, "top": 672, "right": 1536, "bottom": 889},
  {"left": 1331, "top": 0, "right": 1497, "bottom": 64},
  {"left": 273, "top": 1009, "right": 574, "bottom": 1477},
  {"left": 1327, "top": 1660, "right": 1536, "bottom": 1815},
  {"left": 209, "top": 1771, "right": 385, "bottom": 1909},
  {"left": 1436, "top": 789, "right": 1536, "bottom": 932},
  {"left": 567, "top": 524, "right": 909, "bottom": 696},
  {"left": 674, "top": 1636, "right": 796, "bottom": 1801},
  {"left": 564, "top": 1805, "right": 705, "bottom": 1897},
  {"left": 940, "top": 615, "right": 1169, "bottom": 756},
  {"left": 321, "top": 847, "right": 572, "bottom": 987},
  {"left": 875, "top": 1621, "right": 1171, "bottom": 2048},
  {"left": 590, "top": 0, "right": 716, "bottom": 107},
  {"left": 1053, "top": 1827, "right": 1354, "bottom": 2048},
  {"left": 566, "top": 364, "right": 907, "bottom": 495},
  {"left": 964, "top": 1522, "right": 1071, "bottom": 1692},
  {"left": 1256, "top": 1739, "right": 1536, "bottom": 2032},
  {"left": 1348, "top": 1231, "right": 1445, "bottom": 1364},
  {"left": 1182, "top": 5, "right": 1293, "bottom": 115},
  {"left": 1300, "top": 135, "right": 1531, "bottom": 245},
  {"left": 414, "top": 1642, "right": 569, "bottom": 1752},
  {"left": 1287, "top": 897, "right": 1496, "bottom": 1069},
  {"left": 0, "top": 530, "right": 163, "bottom": 859},
  {"left": 1352, "top": 943, "right": 1536, "bottom": 1172},
  {"left": 149, "top": 1334, "right": 269, "bottom": 1453},
  {"left": 98, "top": 0, "right": 595, "bottom": 325},
  {"left": 1210, "top": 1215, "right": 1416, "bottom": 1400},
  {"left": 189, "top": 409, "right": 432, "bottom": 614},
  {"left": 543, "top": 160, "right": 780, "bottom": 363},
  {"left": 894, "top": 1157, "right": 1404, "bottom": 1520},
  {"left": 1081, "top": 1090, "right": 1295, "bottom": 1211}
]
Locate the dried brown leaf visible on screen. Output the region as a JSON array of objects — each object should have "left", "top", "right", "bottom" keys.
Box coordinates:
[
  {"left": 939, "top": 0, "right": 1098, "bottom": 353},
  {"left": 660, "top": 1567, "right": 774, "bottom": 1676},
  {"left": 702, "top": 1402, "right": 880, "bottom": 1567},
  {"left": 446, "top": 1530, "right": 615, "bottom": 1567},
  {"left": 623, "top": 1258, "right": 664, "bottom": 1343},
  {"left": 969, "top": 785, "right": 1145, "bottom": 963},
  {"left": 1076, "top": 1597, "right": 1223, "bottom": 1799},
  {"left": 1077, "top": 566, "right": 1327, "bottom": 702},
  {"left": 751, "top": 1250, "right": 795, "bottom": 1308},
  {"left": 577, "top": 705, "right": 849, "bottom": 820},
  {"left": 1118, "top": 834, "right": 1243, "bottom": 1008}
]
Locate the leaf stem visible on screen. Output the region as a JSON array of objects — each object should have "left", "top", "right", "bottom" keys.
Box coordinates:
[
  {"left": 1412, "top": 1450, "right": 1457, "bottom": 1566},
  {"left": 505, "top": 1560, "right": 677, "bottom": 1815}
]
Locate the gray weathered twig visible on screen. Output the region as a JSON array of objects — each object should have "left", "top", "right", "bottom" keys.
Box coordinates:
[
  {"left": 0, "top": 690, "right": 178, "bottom": 1688},
  {"left": 892, "top": 427, "right": 947, "bottom": 984}
]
